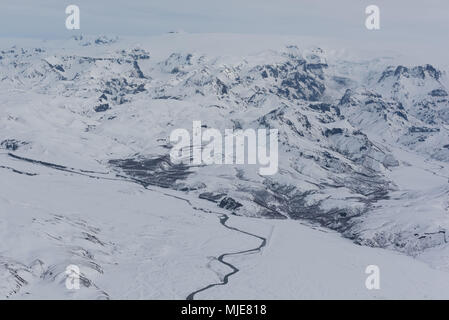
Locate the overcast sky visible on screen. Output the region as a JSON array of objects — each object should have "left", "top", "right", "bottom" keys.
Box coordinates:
[{"left": 0, "top": 0, "right": 448, "bottom": 58}]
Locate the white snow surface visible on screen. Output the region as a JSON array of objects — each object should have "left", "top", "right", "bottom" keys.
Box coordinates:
[
  {"left": 1, "top": 33, "right": 449, "bottom": 299},
  {"left": 1, "top": 158, "right": 449, "bottom": 299}
]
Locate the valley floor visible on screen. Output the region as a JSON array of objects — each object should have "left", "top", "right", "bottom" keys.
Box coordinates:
[{"left": 1, "top": 151, "right": 449, "bottom": 299}]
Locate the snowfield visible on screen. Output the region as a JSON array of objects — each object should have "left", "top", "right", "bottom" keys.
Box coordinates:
[
  {"left": 1, "top": 33, "right": 449, "bottom": 299},
  {"left": 1, "top": 154, "right": 449, "bottom": 299}
]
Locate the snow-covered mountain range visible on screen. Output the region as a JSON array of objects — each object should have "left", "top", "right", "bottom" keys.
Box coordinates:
[{"left": 1, "top": 34, "right": 449, "bottom": 299}]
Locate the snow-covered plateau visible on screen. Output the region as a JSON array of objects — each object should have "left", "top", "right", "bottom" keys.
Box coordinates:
[{"left": 1, "top": 33, "right": 449, "bottom": 299}]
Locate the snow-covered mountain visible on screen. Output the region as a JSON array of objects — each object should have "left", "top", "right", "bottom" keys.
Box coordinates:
[{"left": 1, "top": 34, "right": 449, "bottom": 299}]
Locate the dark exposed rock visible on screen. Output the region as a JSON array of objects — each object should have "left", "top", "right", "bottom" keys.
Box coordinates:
[
  {"left": 132, "top": 61, "right": 146, "bottom": 79},
  {"left": 215, "top": 78, "right": 228, "bottom": 95},
  {"left": 308, "top": 103, "right": 331, "bottom": 112},
  {"left": 94, "top": 104, "right": 110, "bottom": 112},
  {"left": 1, "top": 139, "right": 27, "bottom": 151},
  {"left": 408, "top": 126, "right": 440, "bottom": 133},
  {"left": 94, "top": 36, "right": 118, "bottom": 45},
  {"left": 199, "top": 192, "right": 226, "bottom": 203},
  {"left": 219, "top": 197, "right": 243, "bottom": 211},
  {"left": 379, "top": 64, "right": 441, "bottom": 82},
  {"left": 324, "top": 128, "right": 344, "bottom": 137},
  {"left": 153, "top": 95, "right": 181, "bottom": 100},
  {"left": 429, "top": 89, "right": 448, "bottom": 97},
  {"left": 109, "top": 156, "right": 192, "bottom": 189},
  {"left": 394, "top": 111, "right": 408, "bottom": 120},
  {"left": 339, "top": 89, "right": 354, "bottom": 105}
]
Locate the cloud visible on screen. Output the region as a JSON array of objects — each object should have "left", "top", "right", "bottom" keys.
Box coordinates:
[{"left": 0, "top": 0, "right": 447, "bottom": 61}]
